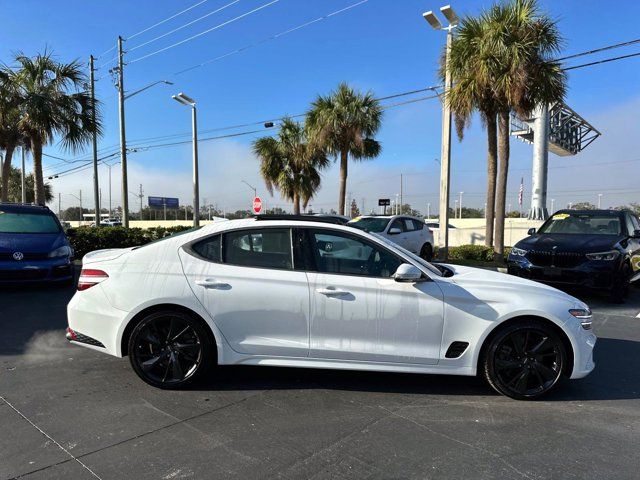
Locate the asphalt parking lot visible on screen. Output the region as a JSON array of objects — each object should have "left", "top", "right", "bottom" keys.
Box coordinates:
[{"left": 1, "top": 279, "right": 639, "bottom": 480}]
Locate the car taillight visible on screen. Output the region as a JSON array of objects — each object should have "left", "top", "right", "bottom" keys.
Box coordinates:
[{"left": 77, "top": 269, "right": 109, "bottom": 291}]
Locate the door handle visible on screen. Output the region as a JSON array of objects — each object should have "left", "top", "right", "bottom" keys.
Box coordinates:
[
  {"left": 195, "top": 279, "right": 230, "bottom": 289},
  {"left": 316, "top": 287, "right": 349, "bottom": 297}
]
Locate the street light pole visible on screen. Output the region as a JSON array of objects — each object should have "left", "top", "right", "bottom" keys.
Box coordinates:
[
  {"left": 116, "top": 36, "right": 129, "bottom": 228},
  {"left": 89, "top": 55, "right": 100, "bottom": 226},
  {"left": 598, "top": 193, "right": 602, "bottom": 209},
  {"left": 172, "top": 92, "right": 200, "bottom": 227},
  {"left": 423, "top": 5, "right": 458, "bottom": 260},
  {"left": 458, "top": 191, "right": 464, "bottom": 219},
  {"left": 21, "top": 147, "right": 26, "bottom": 203}
]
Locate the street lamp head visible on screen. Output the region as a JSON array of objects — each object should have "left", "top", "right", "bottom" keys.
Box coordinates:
[
  {"left": 172, "top": 92, "right": 196, "bottom": 106},
  {"left": 162, "top": 80, "right": 174, "bottom": 85},
  {"left": 440, "top": 5, "right": 459, "bottom": 26},
  {"left": 422, "top": 11, "right": 443, "bottom": 30}
]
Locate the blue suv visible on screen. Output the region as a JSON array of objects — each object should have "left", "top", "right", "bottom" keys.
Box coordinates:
[{"left": 0, "top": 203, "right": 74, "bottom": 285}]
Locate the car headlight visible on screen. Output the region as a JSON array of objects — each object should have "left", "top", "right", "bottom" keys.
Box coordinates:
[
  {"left": 569, "top": 308, "right": 592, "bottom": 330},
  {"left": 510, "top": 247, "right": 528, "bottom": 256},
  {"left": 585, "top": 250, "right": 619, "bottom": 261},
  {"left": 48, "top": 245, "right": 72, "bottom": 258}
]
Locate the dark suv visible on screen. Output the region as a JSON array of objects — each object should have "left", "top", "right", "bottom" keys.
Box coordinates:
[
  {"left": 0, "top": 203, "right": 74, "bottom": 284},
  {"left": 507, "top": 209, "right": 640, "bottom": 301}
]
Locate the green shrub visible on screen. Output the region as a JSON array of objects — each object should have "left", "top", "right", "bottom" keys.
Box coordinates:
[
  {"left": 447, "top": 244, "right": 495, "bottom": 262},
  {"left": 67, "top": 225, "right": 192, "bottom": 259}
]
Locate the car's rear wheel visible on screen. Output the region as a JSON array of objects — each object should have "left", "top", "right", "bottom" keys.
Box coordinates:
[
  {"left": 420, "top": 243, "right": 434, "bottom": 261},
  {"left": 128, "top": 310, "right": 213, "bottom": 389},
  {"left": 482, "top": 320, "right": 567, "bottom": 400}
]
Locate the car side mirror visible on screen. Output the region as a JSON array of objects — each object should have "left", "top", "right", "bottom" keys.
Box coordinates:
[
  {"left": 633, "top": 229, "right": 640, "bottom": 239},
  {"left": 393, "top": 263, "right": 423, "bottom": 282},
  {"left": 527, "top": 227, "right": 536, "bottom": 235},
  {"left": 388, "top": 227, "right": 402, "bottom": 235}
]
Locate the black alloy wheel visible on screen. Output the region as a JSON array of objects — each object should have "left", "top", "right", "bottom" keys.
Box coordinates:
[
  {"left": 420, "top": 243, "right": 434, "bottom": 261},
  {"left": 482, "top": 320, "right": 566, "bottom": 400},
  {"left": 129, "top": 310, "right": 212, "bottom": 389}
]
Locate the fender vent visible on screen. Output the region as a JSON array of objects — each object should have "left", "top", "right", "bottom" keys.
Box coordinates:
[{"left": 445, "top": 341, "right": 469, "bottom": 358}]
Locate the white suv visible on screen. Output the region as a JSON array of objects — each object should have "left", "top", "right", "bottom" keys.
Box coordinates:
[{"left": 347, "top": 215, "right": 434, "bottom": 260}]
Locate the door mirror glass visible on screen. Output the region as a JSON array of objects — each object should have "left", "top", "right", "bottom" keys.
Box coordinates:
[
  {"left": 388, "top": 227, "right": 402, "bottom": 235},
  {"left": 393, "top": 263, "right": 423, "bottom": 282},
  {"left": 527, "top": 227, "right": 536, "bottom": 235}
]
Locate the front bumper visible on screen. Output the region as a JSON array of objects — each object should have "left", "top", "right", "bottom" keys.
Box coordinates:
[
  {"left": 563, "top": 315, "right": 597, "bottom": 379},
  {"left": 0, "top": 257, "right": 73, "bottom": 284},
  {"left": 507, "top": 256, "right": 618, "bottom": 290}
]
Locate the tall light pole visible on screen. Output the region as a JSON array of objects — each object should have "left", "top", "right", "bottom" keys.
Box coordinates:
[
  {"left": 427, "top": 203, "right": 431, "bottom": 220},
  {"left": 458, "top": 191, "right": 464, "bottom": 219},
  {"left": 89, "top": 55, "right": 100, "bottom": 226},
  {"left": 598, "top": 193, "right": 603, "bottom": 209},
  {"left": 172, "top": 92, "right": 200, "bottom": 227},
  {"left": 550, "top": 198, "right": 555, "bottom": 213},
  {"left": 241, "top": 180, "right": 257, "bottom": 199},
  {"left": 423, "top": 4, "right": 458, "bottom": 259}
]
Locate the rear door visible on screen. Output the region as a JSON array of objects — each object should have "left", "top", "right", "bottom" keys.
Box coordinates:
[{"left": 179, "top": 227, "right": 310, "bottom": 357}]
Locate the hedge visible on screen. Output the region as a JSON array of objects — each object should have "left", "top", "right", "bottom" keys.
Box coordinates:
[
  {"left": 67, "top": 226, "right": 192, "bottom": 259},
  {"left": 436, "top": 245, "right": 512, "bottom": 262}
]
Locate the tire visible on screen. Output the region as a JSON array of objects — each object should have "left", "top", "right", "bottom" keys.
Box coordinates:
[
  {"left": 609, "top": 263, "right": 631, "bottom": 303},
  {"left": 481, "top": 319, "right": 567, "bottom": 400},
  {"left": 128, "top": 310, "right": 213, "bottom": 389},
  {"left": 420, "top": 243, "right": 434, "bottom": 261}
]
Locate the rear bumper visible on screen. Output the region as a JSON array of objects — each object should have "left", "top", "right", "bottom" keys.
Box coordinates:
[
  {"left": 0, "top": 258, "right": 73, "bottom": 284},
  {"left": 507, "top": 257, "right": 618, "bottom": 290}
]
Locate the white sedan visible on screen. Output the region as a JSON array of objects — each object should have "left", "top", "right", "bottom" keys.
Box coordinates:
[{"left": 67, "top": 217, "right": 596, "bottom": 399}]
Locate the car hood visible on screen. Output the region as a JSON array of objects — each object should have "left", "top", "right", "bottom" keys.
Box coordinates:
[
  {"left": 0, "top": 233, "right": 65, "bottom": 254},
  {"left": 516, "top": 233, "right": 622, "bottom": 252},
  {"left": 443, "top": 263, "right": 578, "bottom": 303}
]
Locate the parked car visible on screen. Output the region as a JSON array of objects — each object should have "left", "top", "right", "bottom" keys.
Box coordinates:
[
  {"left": 67, "top": 217, "right": 596, "bottom": 399},
  {"left": 347, "top": 215, "right": 434, "bottom": 260},
  {"left": 0, "top": 203, "right": 74, "bottom": 284},
  {"left": 507, "top": 209, "right": 640, "bottom": 301}
]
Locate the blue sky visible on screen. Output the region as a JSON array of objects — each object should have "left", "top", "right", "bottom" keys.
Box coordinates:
[{"left": 1, "top": 0, "right": 639, "bottom": 214}]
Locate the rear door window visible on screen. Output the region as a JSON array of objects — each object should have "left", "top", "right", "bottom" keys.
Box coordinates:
[{"left": 223, "top": 229, "right": 293, "bottom": 270}]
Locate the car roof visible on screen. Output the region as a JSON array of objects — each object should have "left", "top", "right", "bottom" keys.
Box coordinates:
[
  {"left": 200, "top": 217, "right": 362, "bottom": 234},
  {"left": 554, "top": 209, "right": 624, "bottom": 216},
  {"left": 0, "top": 203, "right": 53, "bottom": 214}
]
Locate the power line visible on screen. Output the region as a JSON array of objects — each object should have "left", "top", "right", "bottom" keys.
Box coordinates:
[
  {"left": 128, "top": 0, "right": 280, "bottom": 64},
  {"left": 127, "top": 0, "right": 210, "bottom": 41},
  {"left": 558, "top": 37, "right": 640, "bottom": 61},
  {"left": 173, "top": 0, "right": 370, "bottom": 75},
  {"left": 564, "top": 51, "right": 640, "bottom": 71},
  {"left": 127, "top": 0, "right": 241, "bottom": 53}
]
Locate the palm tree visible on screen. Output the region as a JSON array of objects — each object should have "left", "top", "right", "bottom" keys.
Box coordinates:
[
  {"left": 0, "top": 165, "right": 53, "bottom": 203},
  {"left": 486, "top": 0, "right": 565, "bottom": 259},
  {"left": 253, "top": 118, "right": 329, "bottom": 214},
  {"left": 306, "top": 83, "right": 382, "bottom": 216},
  {"left": 8, "top": 51, "right": 102, "bottom": 205},
  {"left": 445, "top": 14, "right": 501, "bottom": 248},
  {"left": 0, "top": 69, "right": 21, "bottom": 202}
]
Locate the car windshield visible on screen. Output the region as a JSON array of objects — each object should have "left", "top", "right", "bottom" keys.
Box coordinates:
[
  {"left": 347, "top": 217, "right": 390, "bottom": 233},
  {"left": 370, "top": 233, "right": 443, "bottom": 277},
  {"left": 0, "top": 211, "right": 61, "bottom": 234},
  {"left": 538, "top": 212, "right": 623, "bottom": 235}
]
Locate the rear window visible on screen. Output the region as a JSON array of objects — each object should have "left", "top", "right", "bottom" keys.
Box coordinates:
[
  {"left": 538, "top": 212, "right": 623, "bottom": 235},
  {"left": 223, "top": 229, "right": 292, "bottom": 270},
  {"left": 0, "top": 211, "right": 61, "bottom": 234},
  {"left": 348, "top": 217, "right": 391, "bottom": 233}
]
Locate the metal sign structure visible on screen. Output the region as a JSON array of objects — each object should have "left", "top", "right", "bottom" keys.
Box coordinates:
[
  {"left": 148, "top": 197, "right": 179, "bottom": 209},
  {"left": 511, "top": 102, "right": 601, "bottom": 220}
]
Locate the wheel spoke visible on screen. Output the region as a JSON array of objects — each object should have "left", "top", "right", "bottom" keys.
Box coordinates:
[
  {"left": 513, "top": 369, "right": 530, "bottom": 392},
  {"left": 170, "top": 352, "right": 184, "bottom": 379},
  {"left": 529, "top": 336, "right": 551, "bottom": 354},
  {"left": 165, "top": 318, "right": 175, "bottom": 343},
  {"left": 511, "top": 333, "right": 526, "bottom": 356},
  {"left": 495, "top": 358, "right": 521, "bottom": 370},
  {"left": 142, "top": 329, "right": 161, "bottom": 346},
  {"left": 534, "top": 362, "right": 557, "bottom": 381},
  {"left": 140, "top": 354, "right": 163, "bottom": 371},
  {"left": 170, "top": 325, "right": 191, "bottom": 342}
]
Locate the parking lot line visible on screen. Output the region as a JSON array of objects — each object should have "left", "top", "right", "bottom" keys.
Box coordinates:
[{"left": 0, "top": 396, "right": 103, "bottom": 480}]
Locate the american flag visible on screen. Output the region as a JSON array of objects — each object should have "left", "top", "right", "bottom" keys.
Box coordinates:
[{"left": 518, "top": 177, "right": 524, "bottom": 206}]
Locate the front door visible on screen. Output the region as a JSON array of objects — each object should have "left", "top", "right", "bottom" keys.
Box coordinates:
[
  {"left": 303, "top": 228, "right": 444, "bottom": 365},
  {"left": 179, "top": 227, "right": 310, "bottom": 357}
]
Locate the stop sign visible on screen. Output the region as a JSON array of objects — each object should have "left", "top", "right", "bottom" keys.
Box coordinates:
[{"left": 252, "top": 196, "right": 262, "bottom": 214}]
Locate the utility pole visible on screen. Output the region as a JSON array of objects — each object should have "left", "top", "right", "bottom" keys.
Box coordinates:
[
  {"left": 598, "top": 193, "right": 603, "bottom": 209},
  {"left": 423, "top": 6, "right": 458, "bottom": 260},
  {"left": 89, "top": 55, "right": 100, "bottom": 226},
  {"left": 116, "top": 36, "right": 129, "bottom": 227},
  {"left": 400, "top": 173, "right": 403, "bottom": 213},
  {"left": 21, "top": 147, "right": 26, "bottom": 203},
  {"left": 58, "top": 193, "right": 61, "bottom": 218},
  {"left": 79, "top": 190, "right": 83, "bottom": 223},
  {"left": 427, "top": 203, "right": 431, "bottom": 220},
  {"left": 138, "top": 184, "right": 144, "bottom": 219},
  {"left": 459, "top": 191, "right": 464, "bottom": 219}
]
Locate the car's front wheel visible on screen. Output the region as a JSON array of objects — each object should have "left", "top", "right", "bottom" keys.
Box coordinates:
[
  {"left": 128, "top": 310, "right": 213, "bottom": 389},
  {"left": 481, "top": 320, "right": 567, "bottom": 400}
]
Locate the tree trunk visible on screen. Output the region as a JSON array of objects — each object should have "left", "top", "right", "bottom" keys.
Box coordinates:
[
  {"left": 484, "top": 114, "right": 498, "bottom": 248},
  {"left": 31, "top": 138, "right": 46, "bottom": 206},
  {"left": 494, "top": 110, "right": 511, "bottom": 261},
  {"left": 1, "top": 143, "right": 16, "bottom": 202},
  {"left": 337, "top": 149, "right": 348, "bottom": 216},
  {"left": 293, "top": 191, "right": 300, "bottom": 215}
]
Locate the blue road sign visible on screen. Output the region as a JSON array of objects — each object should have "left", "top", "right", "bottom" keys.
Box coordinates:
[{"left": 148, "top": 196, "right": 179, "bottom": 209}]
